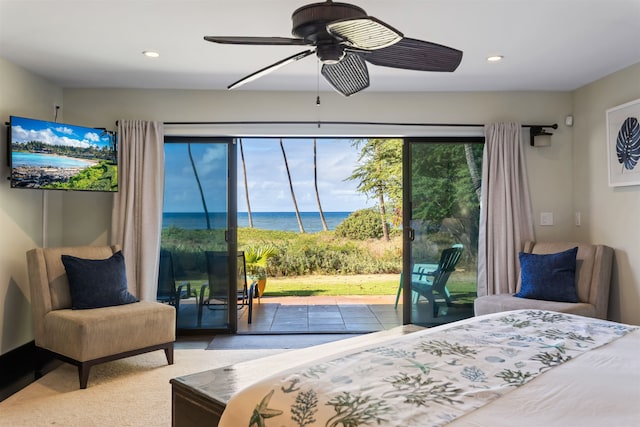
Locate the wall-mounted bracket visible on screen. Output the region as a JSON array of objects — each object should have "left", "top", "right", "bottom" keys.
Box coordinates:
[{"left": 530, "top": 124, "right": 558, "bottom": 147}]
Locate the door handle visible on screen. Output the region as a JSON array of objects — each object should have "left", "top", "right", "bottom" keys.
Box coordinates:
[{"left": 408, "top": 228, "right": 415, "bottom": 241}]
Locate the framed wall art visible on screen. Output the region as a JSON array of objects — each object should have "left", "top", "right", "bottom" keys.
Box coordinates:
[{"left": 606, "top": 98, "right": 640, "bottom": 187}]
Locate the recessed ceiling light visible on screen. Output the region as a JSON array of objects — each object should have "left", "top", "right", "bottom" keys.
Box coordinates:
[
  {"left": 142, "top": 51, "right": 160, "bottom": 58},
  {"left": 487, "top": 55, "right": 504, "bottom": 62}
]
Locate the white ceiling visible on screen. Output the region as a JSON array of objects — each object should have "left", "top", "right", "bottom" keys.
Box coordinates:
[{"left": 1, "top": 0, "right": 639, "bottom": 94}]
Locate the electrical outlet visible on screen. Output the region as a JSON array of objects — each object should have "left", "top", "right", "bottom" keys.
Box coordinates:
[
  {"left": 540, "top": 212, "right": 554, "bottom": 226},
  {"left": 575, "top": 212, "right": 581, "bottom": 226}
]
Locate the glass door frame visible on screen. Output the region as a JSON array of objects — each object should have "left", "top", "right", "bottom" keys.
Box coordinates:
[
  {"left": 227, "top": 138, "right": 238, "bottom": 332},
  {"left": 401, "top": 136, "right": 484, "bottom": 325},
  {"left": 163, "top": 136, "right": 238, "bottom": 334}
]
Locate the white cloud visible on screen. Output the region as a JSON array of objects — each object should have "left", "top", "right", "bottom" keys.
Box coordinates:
[
  {"left": 55, "top": 126, "right": 74, "bottom": 135},
  {"left": 84, "top": 132, "right": 100, "bottom": 142},
  {"left": 13, "top": 125, "right": 93, "bottom": 148}
]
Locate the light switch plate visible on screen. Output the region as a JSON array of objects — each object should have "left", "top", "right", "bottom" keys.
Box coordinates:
[{"left": 540, "top": 212, "right": 554, "bottom": 226}]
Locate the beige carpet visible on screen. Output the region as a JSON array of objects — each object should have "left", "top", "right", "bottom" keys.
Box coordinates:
[{"left": 0, "top": 348, "right": 286, "bottom": 427}]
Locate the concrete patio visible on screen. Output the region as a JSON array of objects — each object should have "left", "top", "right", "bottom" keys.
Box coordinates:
[{"left": 177, "top": 294, "right": 474, "bottom": 333}]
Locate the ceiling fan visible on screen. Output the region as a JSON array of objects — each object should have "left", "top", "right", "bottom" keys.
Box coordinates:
[{"left": 204, "top": 0, "right": 463, "bottom": 96}]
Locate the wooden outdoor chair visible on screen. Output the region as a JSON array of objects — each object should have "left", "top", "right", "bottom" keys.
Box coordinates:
[{"left": 396, "top": 244, "right": 464, "bottom": 317}]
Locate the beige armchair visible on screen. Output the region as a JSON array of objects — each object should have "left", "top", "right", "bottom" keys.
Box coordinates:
[
  {"left": 474, "top": 241, "right": 613, "bottom": 319},
  {"left": 27, "top": 245, "right": 176, "bottom": 388}
]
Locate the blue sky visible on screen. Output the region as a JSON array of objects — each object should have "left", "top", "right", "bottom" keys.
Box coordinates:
[
  {"left": 11, "top": 116, "right": 112, "bottom": 149},
  {"left": 163, "top": 138, "right": 374, "bottom": 213}
]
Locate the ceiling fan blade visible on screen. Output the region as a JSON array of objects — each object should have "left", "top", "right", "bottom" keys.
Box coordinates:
[
  {"left": 228, "top": 49, "right": 315, "bottom": 90},
  {"left": 364, "top": 37, "right": 463, "bottom": 72},
  {"left": 204, "top": 36, "right": 311, "bottom": 46},
  {"left": 321, "top": 52, "right": 369, "bottom": 96},
  {"left": 327, "top": 16, "right": 403, "bottom": 50}
]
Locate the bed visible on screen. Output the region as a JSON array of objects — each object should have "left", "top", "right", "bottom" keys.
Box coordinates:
[{"left": 171, "top": 310, "right": 639, "bottom": 427}]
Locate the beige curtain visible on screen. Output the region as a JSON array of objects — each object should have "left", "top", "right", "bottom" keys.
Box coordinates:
[
  {"left": 477, "top": 122, "right": 535, "bottom": 297},
  {"left": 111, "top": 120, "right": 164, "bottom": 301}
]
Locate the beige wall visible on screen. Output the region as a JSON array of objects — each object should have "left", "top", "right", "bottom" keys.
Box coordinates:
[
  {"left": 572, "top": 63, "right": 640, "bottom": 324},
  {"left": 0, "top": 57, "right": 64, "bottom": 354},
  {"left": 1, "top": 56, "right": 637, "bottom": 356},
  {"left": 62, "top": 88, "right": 575, "bottom": 245}
]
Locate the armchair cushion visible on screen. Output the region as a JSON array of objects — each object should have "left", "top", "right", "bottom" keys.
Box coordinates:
[
  {"left": 515, "top": 246, "right": 579, "bottom": 303},
  {"left": 62, "top": 251, "right": 138, "bottom": 310}
]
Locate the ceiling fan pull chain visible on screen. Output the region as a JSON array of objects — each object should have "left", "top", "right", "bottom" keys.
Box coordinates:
[{"left": 316, "top": 58, "right": 321, "bottom": 107}]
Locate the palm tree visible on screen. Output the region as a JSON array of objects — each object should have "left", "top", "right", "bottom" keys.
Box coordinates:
[
  {"left": 187, "top": 143, "right": 210, "bottom": 229},
  {"left": 239, "top": 138, "right": 254, "bottom": 228},
  {"left": 348, "top": 138, "right": 402, "bottom": 241},
  {"left": 314, "top": 138, "right": 329, "bottom": 231},
  {"left": 279, "top": 138, "right": 305, "bottom": 233},
  {"left": 464, "top": 143, "right": 482, "bottom": 200}
]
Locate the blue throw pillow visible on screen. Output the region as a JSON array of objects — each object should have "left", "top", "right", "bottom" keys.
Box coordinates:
[
  {"left": 62, "top": 251, "right": 138, "bottom": 309},
  {"left": 515, "top": 247, "right": 579, "bottom": 303}
]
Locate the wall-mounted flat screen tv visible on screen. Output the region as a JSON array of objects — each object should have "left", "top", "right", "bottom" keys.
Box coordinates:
[{"left": 9, "top": 116, "right": 118, "bottom": 191}]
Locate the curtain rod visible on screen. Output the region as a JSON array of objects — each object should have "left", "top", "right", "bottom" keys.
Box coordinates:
[{"left": 115, "top": 120, "right": 558, "bottom": 129}]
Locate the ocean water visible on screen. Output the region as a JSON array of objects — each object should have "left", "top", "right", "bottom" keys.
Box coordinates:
[
  {"left": 12, "top": 152, "right": 95, "bottom": 168},
  {"left": 163, "top": 211, "right": 351, "bottom": 233}
]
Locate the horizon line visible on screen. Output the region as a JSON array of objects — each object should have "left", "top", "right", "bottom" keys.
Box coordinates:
[{"left": 163, "top": 210, "right": 357, "bottom": 214}]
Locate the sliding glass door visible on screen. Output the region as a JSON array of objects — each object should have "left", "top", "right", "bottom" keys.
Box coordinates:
[
  {"left": 402, "top": 138, "right": 483, "bottom": 326},
  {"left": 160, "top": 137, "right": 237, "bottom": 332}
]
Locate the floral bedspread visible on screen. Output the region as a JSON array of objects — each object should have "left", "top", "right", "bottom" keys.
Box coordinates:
[{"left": 219, "top": 310, "right": 637, "bottom": 427}]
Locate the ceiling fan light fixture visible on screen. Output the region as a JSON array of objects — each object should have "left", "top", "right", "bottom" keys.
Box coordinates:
[
  {"left": 316, "top": 43, "right": 345, "bottom": 64},
  {"left": 487, "top": 55, "right": 504, "bottom": 62}
]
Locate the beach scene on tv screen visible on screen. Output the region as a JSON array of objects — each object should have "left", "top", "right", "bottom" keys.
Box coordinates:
[{"left": 10, "top": 116, "right": 117, "bottom": 191}]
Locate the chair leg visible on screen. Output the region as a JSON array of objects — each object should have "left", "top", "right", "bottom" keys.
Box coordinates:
[
  {"left": 394, "top": 274, "right": 403, "bottom": 308},
  {"left": 164, "top": 343, "right": 174, "bottom": 365},
  {"left": 78, "top": 362, "right": 91, "bottom": 389},
  {"left": 197, "top": 285, "right": 208, "bottom": 327},
  {"left": 426, "top": 291, "right": 439, "bottom": 317},
  {"left": 442, "top": 287, "right": 453, "bottom": 307},
  {"left": 248, "top": 282, "right": 256, "bottom": 324}
]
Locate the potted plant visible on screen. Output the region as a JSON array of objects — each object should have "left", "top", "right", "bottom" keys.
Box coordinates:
[{"left": 243, "top": 244, "right": 277, "bottom": 298}]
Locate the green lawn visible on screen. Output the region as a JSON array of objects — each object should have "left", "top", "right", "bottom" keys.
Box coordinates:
[
  {"left": 186, "top": 273, "right": 477, "bottom": 304},
  {"left": 265, "top": 274, "right": 400, "bottom": 297},
  {"left": 264, "top": 272, "right": 477, "bottom": 304}
]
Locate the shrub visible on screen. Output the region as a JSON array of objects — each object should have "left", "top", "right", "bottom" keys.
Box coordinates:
[
  {"left": 334, "top": 208, "right": 387, "bottom": 240},
  {"left": 161, "top": 225, "right": 405, "bottom": 278},
  {"left": 243, "top": 244, "right": 278, "bottom": 279}
]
